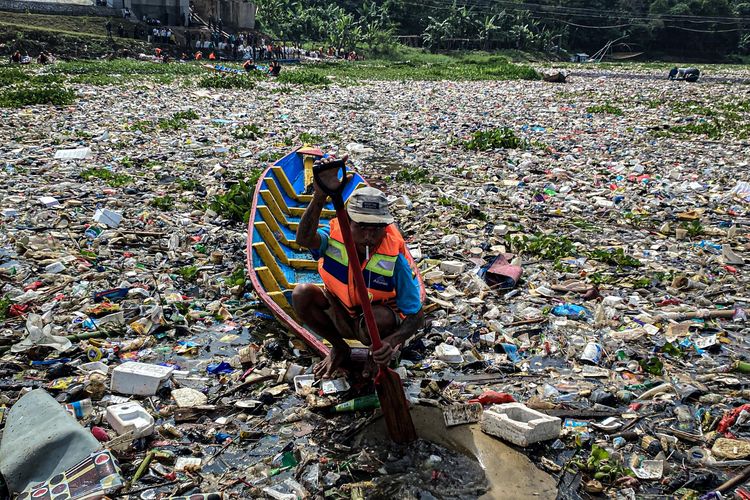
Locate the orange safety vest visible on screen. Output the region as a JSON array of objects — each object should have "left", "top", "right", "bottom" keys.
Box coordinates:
[{"left": 318, "top": 218, "right": 418, "bottom": 316}]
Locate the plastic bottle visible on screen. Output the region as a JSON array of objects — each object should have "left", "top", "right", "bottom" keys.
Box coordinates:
[
  {"left": 159, "top": 422, "right": 184, "bottom": 438},
  {"left": 334, "top": 394, "right": 380, "bottom": 412},
  {"left": 500, "top": 343, "right": 521, "bottom": 362},
  {"left": 63, "top": 398, "right": 93, "bottom": 419},
  {"left": 674, "top": 405, "right": 693, "bottom": 423},
  {"left": 551, "top": 303, "right": 591, "bottom": 319}
]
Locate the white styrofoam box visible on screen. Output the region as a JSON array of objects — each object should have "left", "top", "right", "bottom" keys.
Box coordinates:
[
  {"left": 440, "top": 260, "right": 466, "bottom": 274},
  {"left": 38, "top": 196, "right": 60, "bottom": 208},
  {"left": 492, "top": 224, "right": 509, "bottom": 236},
  {"left": 481, "top": 403, "right": 561, "bottom": 447},
  {"left": 435, "top": 343, "right": 463, "bottom": 364},
  {"left": 94, "top": 208, "right": 123, "bottom": 228},
  {"left": 294, "top": 374, "right": 315, "bottom": 395},
  {"left": 423, "top": 270, "right": 445, "bottom": 285},
  {"left": 44, "top": 262, "right": 65, "bottom": 274},
  {"left": 111, "top": 362, "right": 174, "bottom": 396},
  {"left": 105, "top": 402, "right": 154, "bottom": 438},
  {"left": 78, "top": 361, "right": 109, "bottom": 376},
  {"left": 54, "top": 147, "right": 91, "bottom": 160}
]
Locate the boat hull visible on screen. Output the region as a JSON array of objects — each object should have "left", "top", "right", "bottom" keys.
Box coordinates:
[{"left": 245, "top": 147, "right": 424, "bottom": 356}]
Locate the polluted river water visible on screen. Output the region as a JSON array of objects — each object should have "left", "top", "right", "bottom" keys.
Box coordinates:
[
  {"left": 356, "top": 406, "right": 557, "bottom": 499},
  {"left": 2, "top": 62, "right": 750, "bottom": 498}
]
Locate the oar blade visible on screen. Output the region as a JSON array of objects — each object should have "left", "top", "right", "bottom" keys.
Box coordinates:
[{"left": 375, "top": 368, "right": 417, "bottom": 444}]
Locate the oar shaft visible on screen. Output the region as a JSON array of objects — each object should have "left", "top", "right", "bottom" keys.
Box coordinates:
[{"left": 334, "top": 204, "right": 382, "bottom": 351}]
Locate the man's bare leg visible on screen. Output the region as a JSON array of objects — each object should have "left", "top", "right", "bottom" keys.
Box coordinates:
[{"left": 292, "top": 283, "right": 350, "bottom": 378}]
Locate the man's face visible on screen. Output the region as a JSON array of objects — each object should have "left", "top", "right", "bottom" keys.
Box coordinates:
[{"left": 350, "top": 221, "right": 387, "bottom": 256}]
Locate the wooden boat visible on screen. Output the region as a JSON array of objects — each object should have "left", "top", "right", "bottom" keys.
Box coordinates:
[
  {"left": 246, "top": 147, "right": 425, "bottom": 356},
  {"left": 202, "top": 63, "right": 246, "bottom": 75}
]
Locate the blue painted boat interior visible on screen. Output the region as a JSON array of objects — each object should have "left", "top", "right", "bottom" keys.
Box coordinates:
[{"left": 251, "top": 150, "right": 365, "bottom": 298}]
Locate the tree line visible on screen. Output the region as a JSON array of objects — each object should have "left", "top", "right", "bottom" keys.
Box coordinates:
[{"left": 254, "top": 0, "right": 750, "bottom": 59}]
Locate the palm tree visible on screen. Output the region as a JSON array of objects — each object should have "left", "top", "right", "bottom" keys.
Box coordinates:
[
  {"left": 478, "top": 14, "right": 498, "bottom": 50},
  {"left": 357, "top": 0, "right": 396, "bottom": 51},
  {"left": 423, "top": 16, "right": 452, "bottom": 51}
]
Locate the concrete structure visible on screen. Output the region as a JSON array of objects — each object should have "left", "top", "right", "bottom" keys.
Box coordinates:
[
  {"left": 123, "top": 0, "right": 189, "bottom": 26},
  {"left": 192, "top": 0, "right": 255, "bottom": 29},
  {"left": 481, "top": 402, "right": 561, "bottom": 447}
]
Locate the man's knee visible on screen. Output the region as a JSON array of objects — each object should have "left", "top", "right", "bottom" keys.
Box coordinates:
[
  {"left": 371, "top": 305, "right": 398, "bottom": 335},
  {"left": 292, "top": 284, "right": 326, "bottom": 313}
]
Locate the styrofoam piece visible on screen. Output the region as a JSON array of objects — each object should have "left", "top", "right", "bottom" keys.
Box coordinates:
[
  {"left": 105, "top": 402, "right": 154, "bottom": 438},
  {"left": 171, "top": 387, "right": 208, "bottom": 407},
  {"left": 78, "top": 361, "right": 109, "bottom": 376},
  {"left": 110, "top": 362, "right": 174, "bottom": 396},
  {"left": 94, "top": 208, "right": 123, "bottom": 228},
  {"left": 435, "top": 343, "right": 463, "bottom": 364},
  {"left": 321, "top": 377, "right": 350, "bottom": 394},
  {"left": 44, "top": 262, "right": 65, "bottom": 274},
  {"left": 423, "top": 270, "right": 445, "bottom": 284},
  {"left": 38, "top": 196, "right": 60, "bottom": 208},
  {"left": 492, "top": 224, "right": 509, "bottom": 236},
  {"left": 294, "top": 374, "right": 315, "bottom": 395},
  {"left": 440, "top": 260, "right": 466, "bottom": 274},
  {"left": 481, "top": 403, "right": 561, "bottom": 447},
  {"left": 283, "top": 363, "right": 305, "bottom": 383},
  {"left": 443, "top": 402, "right": 483, "bottom": 427},
  {"left": 54, "top": 147, "right": 92, "bottom": 160}
]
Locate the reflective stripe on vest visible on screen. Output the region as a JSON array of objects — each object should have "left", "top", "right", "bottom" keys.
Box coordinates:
[
  {"left": 365, "top": 254, "right": 397, "bottom": 277},
  {"left": 324, "top": 238, "right": 348, "bottom": 266}
]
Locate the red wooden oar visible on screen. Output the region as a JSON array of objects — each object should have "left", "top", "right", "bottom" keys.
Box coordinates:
[{"left": 313, "top": 159, "right": 417, "bottom": 444}]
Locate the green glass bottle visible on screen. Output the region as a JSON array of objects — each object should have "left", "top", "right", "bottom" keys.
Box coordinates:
[{"left": 334, "top": 394, "right": 380, "bottom": 412}]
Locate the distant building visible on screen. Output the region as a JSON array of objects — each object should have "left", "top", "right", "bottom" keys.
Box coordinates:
[
  {"left": 116, "top": 0, "right": 255, "bottom": 28},
  {"left": 571, "top": 53, "right": 590, "bottom": 63}
]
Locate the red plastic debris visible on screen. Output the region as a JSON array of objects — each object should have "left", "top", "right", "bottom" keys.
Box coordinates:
[
  {"left": 8, "top": 304, "right": 28, "bottom": 317},
  {"left": 658, "top": 298, "right": 681, "bottom": 306},
  {"left": 717, "top": 404, "right": 750, "bottom": 435},
  {"left": 23, "top": 281, "right": 43, "bottom": 291},
  {"left": 468, "top": 390, "right": 516, "bottom": 405},
  {"left": 91, "top": 426, "right": 109, "bottom": 442}
]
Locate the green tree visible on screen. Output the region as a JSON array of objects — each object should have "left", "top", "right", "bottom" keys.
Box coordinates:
[
  {"left": 477, "top": 14, "right": 499, "bottom": 50},
  {"left": 357, "top": 1, "right": 397, "bottom": 51}
]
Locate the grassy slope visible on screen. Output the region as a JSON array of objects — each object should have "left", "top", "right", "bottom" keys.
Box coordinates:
[
  {"left": 0, "top": 12, "right": 151, "bottom": 58},
  {"left": 0, "top": 12, "right": 135, "bottom": 38}
]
